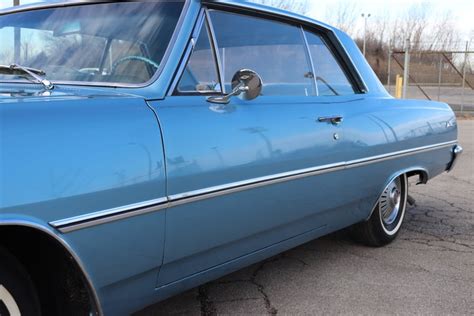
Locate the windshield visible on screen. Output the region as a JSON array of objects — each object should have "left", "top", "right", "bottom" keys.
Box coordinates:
[{"left": 0, "top": 1, "right": 184, "bottom": 86}]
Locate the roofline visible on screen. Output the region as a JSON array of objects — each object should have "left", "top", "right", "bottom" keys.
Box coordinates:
[
  {"left": 0, "top": 1, "right": 95, "bottom": 15},
  {"left": 0, "top": 0, "right": 155, "bottom": 16},
  {"left": 202, "top": 0, "right": 336, "bottom": 32},
  {"left": 0, "top": 0, "right": 336, "bottom": 33}
]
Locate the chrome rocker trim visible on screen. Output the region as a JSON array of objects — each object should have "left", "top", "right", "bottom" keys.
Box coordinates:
[{"left": 50, "top": 140, "right": 457, "bottom": 233}]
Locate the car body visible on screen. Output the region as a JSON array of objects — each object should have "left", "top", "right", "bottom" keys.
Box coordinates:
[{"left": 0, "top": 0, "right": 462, "bottom": 315}]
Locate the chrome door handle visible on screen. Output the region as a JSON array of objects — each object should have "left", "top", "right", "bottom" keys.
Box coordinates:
[{"left": 317, "top": 115, "right": 344, "bottom": 125}]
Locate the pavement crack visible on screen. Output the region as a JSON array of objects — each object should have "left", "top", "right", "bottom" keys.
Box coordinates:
[{"left": 251, "top": 259, "right": 279, "bottom": 315}]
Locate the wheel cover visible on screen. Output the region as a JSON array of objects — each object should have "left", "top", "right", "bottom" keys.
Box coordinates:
[
  {"left": 380, "top": 177, "right": 402, "bottom": 226},
  {"left": 0, "top": 285, "right": 21, "bottom": 316},
  {"left": 378, "top": 175, "right": 407, "bottom": 236}
]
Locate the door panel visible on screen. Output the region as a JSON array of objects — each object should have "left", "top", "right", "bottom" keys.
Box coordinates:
[
  {"left": 153, "top": 9, "right": 366, "bottom": 286},
  {"left": 151, "top": 95, "right": 347, "bottom": 286}
]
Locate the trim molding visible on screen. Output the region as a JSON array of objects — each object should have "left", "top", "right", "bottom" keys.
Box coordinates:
[
  {"left": 51, "top": 197, "right": 168, "bottom": 233},
  {"left": 50, "top": 140, "right": 457, "bottom": 233}
]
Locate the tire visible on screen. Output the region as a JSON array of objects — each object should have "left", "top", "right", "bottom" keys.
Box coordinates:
[
  {"left": 0, "top": 247, "right": 41, "bottom": 316},
  {"left": 353, "top": 174, "right": 408, "bottom": 247}
]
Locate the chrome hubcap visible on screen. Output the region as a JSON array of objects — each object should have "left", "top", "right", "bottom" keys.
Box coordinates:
[
  {"left": 380, "top": 177, "right": 402, "bottom": 226},
  {"left": 0, "top": 284, "right": 21, "bottom": 316}
]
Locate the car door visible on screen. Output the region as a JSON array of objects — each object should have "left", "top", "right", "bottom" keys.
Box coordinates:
[{"left": 150, "top": 10, "right": 353, "bottom": 287}]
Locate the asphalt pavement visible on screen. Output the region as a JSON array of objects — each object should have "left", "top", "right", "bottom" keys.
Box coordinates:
[{"left": 139, "top": 120, "right": 474, "bottom": 315}]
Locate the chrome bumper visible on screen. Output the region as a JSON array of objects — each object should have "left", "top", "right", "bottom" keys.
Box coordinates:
[{"left": 447, "top": 145, "right": 463, "bottom": 172}]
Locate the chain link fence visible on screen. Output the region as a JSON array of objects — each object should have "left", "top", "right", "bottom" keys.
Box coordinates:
[{"left": 372, "top": 41, "right": 474, "bottom": 115}]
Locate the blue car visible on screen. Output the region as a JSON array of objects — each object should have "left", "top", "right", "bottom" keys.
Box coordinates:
[{"left": 0, "top": 0, "right": 462, "bottom": 315}]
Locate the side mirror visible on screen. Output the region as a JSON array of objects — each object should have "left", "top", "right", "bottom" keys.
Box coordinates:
[{"left": 207, "top": 69, "right": 262, "bottom": 104}]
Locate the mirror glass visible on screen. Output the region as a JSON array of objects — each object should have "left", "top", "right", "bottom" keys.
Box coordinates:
[{"left": 231, "top": 69, "right": 262, "bottom": 101}]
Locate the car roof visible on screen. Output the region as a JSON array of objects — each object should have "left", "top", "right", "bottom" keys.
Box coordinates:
[
  {"left": 0, "top": 0, "right": 336, "bottom": 32},
  {"left": 205, "top": 0, "right": 334, "bottom": 30}
]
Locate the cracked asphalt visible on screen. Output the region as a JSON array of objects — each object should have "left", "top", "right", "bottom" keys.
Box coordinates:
[{"left": 138, "top": 120, "right": 473, "bottom": 315}]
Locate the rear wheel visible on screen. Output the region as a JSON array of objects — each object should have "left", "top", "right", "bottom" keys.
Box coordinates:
[
  {"left": 0, "top": 247, "right": 41, "bottom": 316},
  {"left": 353, "top": 174, "right": 408, "bottom": 246}
]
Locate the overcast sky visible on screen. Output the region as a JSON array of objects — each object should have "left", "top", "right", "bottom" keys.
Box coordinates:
[
  {"left": 308, "top": 0, "right": 473, "bottom": 41},
  {"left": 1, "top": 0, "right": 473, "bottom": 41}
]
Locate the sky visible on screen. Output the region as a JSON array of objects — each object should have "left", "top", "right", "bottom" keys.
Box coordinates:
[
  {"left": 307, "top": 0, "right": 473, "bottom": 42},
  {"left": 0, "top": 0, "right": 473, "bottom": 41}
]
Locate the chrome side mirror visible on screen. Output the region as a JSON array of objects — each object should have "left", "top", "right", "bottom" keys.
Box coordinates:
[{"left": 207, "top": 69, "right": 262, "bottom": 104}]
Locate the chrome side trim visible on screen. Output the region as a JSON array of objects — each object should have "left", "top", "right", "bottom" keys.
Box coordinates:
[
  {"left": 346, "top": 140, "right": 457, "bottom": 168},
  {"left": 170, "top": 140, "right": 456, "bottom": 205},
  {"left": 169, "top": 162, "right": 346, "bottom": 206},
  {"left": 50, "top": 197, "right": 168, "bottom": 233},
  {"left": 50, "top": 140, "right": 457, "bottom": 233}
]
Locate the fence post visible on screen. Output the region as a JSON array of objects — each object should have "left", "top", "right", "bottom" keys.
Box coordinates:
[
  {"left": 402, "top": 39, "right": 410, "bottom": 99},
  {"left": 437, "top": 55, "right": 443, "bottom": 101},
  {"left": 461, "top": 41, "right": 469, "bottom": 114},
  {"left": 395, "top": 74, "right": 403, "bottom": 98},
  {"left": 387, "top": 44, "right": 392, "bottom": 94}
]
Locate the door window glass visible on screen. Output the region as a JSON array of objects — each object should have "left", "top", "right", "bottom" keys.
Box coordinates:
[
  {"left": 304, "top": 30, "right": 355, "bottom": 96},
  {"left": 177, "top": 21, "right": 221, "bottom": 93},
  {"left": 209, "top": 11, "right": 313, "bottom": 96}
]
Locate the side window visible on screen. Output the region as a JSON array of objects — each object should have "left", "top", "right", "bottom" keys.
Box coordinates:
[
  {"left": 176, "top": 20, "right": 221, "bottom": 93},
  {"left": 304, "top": 30, "right": 355, "bottom": 96},
  {"left": 209, "top": 11, "right": 313, "bottom": 96}
]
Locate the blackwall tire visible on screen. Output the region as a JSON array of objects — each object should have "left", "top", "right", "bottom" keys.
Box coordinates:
[{"left": 0, "top": 247, "right": 41, "bottom": 316}]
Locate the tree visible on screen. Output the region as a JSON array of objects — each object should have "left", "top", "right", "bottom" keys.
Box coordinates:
[
  {"left": 249, "top": 0, "right": 311, "bottom": 15},
  {"left": 324, "top": 1, "right": 358, "bottom": 35}
]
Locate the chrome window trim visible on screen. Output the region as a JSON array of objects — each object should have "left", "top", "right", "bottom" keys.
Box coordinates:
[
  {"left": 300, "top": 26, "right": 319, "bottom": 96},
  {"left": 331, "top": 30, "right": 369, "bottom": 93},
  {"left": 168, "top": 8, "right": 207, "bottom": 95},
  {"left": 50, "top": 140, "right": 457, "bottom": 233},
  {"left": 205, "top": 9, "right": 226, "bottom": 94},
  {"left": 0, "top": 0, "right": 190, "bottom": 89}
]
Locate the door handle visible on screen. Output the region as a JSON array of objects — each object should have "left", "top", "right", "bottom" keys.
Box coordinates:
[{"left": 317, "top": 115, "right": 344, "bottom": 125}]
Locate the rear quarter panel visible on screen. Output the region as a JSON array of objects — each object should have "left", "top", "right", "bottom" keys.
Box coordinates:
[{"left": 335, "top": 96, "right": 457, "bottom": 225}]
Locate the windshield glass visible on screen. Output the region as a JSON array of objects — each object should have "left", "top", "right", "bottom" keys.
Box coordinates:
[{"left": 0, "top": 1, "right": 184, "bottom": 86}]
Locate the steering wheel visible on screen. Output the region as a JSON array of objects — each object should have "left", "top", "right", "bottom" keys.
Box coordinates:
[{"left": 110, "top": 56, "right": 159, "bottom": 76}]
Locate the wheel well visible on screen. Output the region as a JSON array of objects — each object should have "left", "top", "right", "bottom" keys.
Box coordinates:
[
  {"left": 0, "top": 225, "right": 95, "bottom": 315},
  {"left": 406, "top": 169, "right": 428, "bottom": 184}
]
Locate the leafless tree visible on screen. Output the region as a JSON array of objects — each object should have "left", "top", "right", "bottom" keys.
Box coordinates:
[
  {"left": 324, "top": 1, "right": 358, "bottom": 35},
  {"left": 381, "top": 2, "right": 431, "bottom": 51},
  {"left": 249, "top": 0, "right": 311, "bottom": 15},
  {"left": 427, "top": 11, "right": 459, "bottom": 51}
]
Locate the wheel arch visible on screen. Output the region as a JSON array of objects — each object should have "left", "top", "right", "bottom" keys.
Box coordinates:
[
  {"left": 0, "top": 219, "right": 102, "bottom": 315},
  {"left": 364, "top": 166, "right": 429, "bottom": 221}
]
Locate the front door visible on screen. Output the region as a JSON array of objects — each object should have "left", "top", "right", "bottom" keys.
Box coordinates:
[{"left": 151, "top": 9, "right": 361, "bottom": 286}]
